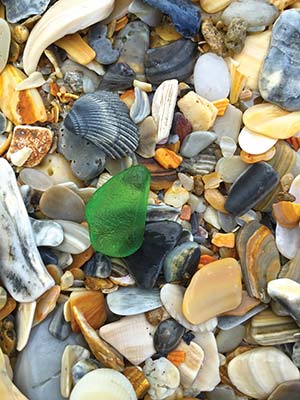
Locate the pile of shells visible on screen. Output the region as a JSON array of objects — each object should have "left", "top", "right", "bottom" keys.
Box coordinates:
[{"left": 0, "top": 0, "right": 300, "bottom": 399}]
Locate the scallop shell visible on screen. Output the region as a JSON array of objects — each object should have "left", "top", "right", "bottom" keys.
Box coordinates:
[
  {"left": 70, "top": 369, "right": 136, "bottom": 400},
  {"left": 228, "top": 347, "right": 300, "bottom": 399},
  {"left": 64, "top": 91, "right": 139, "bottom": 159},
  {"left": 99, "top": 313, "right": 156, "bottom": 366},
  {"left": 236, "top": 221, "right": 281, "bottom": 303}
]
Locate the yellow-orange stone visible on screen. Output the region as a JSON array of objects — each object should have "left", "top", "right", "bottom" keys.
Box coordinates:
[{"left": 182, "top": 258, "right": 242, "bottom": 324}]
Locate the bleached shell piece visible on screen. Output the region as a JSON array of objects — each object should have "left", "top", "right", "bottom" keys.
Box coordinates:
[
  {"left": 276, "top": 174, "right": 300, "bottom": 259},
  {"left": 0, "top": 287, "right": 7, "bottom": 311},
  {"left": 143, "top": 357, "right": 180, "bottom": 400},
  {"left": 160, "top": 284, "right": 217, "bottom": 332},
  {"left": 30, "top": 218, "right": 64, "bottom": 247},
  {"left": 23, "top": 0, "right": 115, "bottom": 75},
  {"left": 200, "top": 0, "right": 232, "bottom": 13},
  {"left": 16, "top": 301, "right": 36, "bottom": 351},
  {"left": 184, "top": 332, "right": 220, "bottom": 396},
  {"left": 174, "top": 340, "right": 204, "bottom": 388},
  {"left": 64, "top": 91, "right": 139, "bottom": 159},
  {"left": 0, "top": 158, "right": 54, "bottom": 302},
  {"left": 54, "top": 220, "right": 90, "bottom": 254},
  {"left": 152, "top": 79, "right": 178, "bottom": 143},
  {"left": 243, "top": 103, "right": 300, "bottom": 139},
  {"left": 238, "top": 127, "right": 277, "bottom": 155},
  {"left": 99, "top": 314, "right": 156, "bottom": 365},
  {"left": 61, "top": 345, "right": 90, "bottom": 398},
  {"left": 15, "top": 72, "right": 46, "bottom": 91},
  {"left": 219, "top": 136, "right": 237, "bottom": 158},
  {"left": 130, "top": 87, "right": 150, "bottom": 124},
  {"left": 228, "top": 347, "right": 300, "bottom": 399},
  {"left": 0, "top": 347, "right": 28, "bottom": 399},
  {"left": 0, "top": 19, "right": 11, "bottom": 74},
  {"left": 70, "top": 368, "right": 136, "bottom": 400}
]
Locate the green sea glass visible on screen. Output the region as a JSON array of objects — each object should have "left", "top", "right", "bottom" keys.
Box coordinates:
[{"left": 85, "top": 165, "right": 151, "bottom": 257}]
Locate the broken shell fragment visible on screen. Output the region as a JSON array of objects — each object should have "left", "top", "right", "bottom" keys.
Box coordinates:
[
  {"left": 228, "top": 347, "right": 300, "bottom": 399},
  {"left": 0, "top": 19, "right": 10, "bottom": 74},
  {"left": 182, "top": 258, "right": 242, "bottom": 325},
  {"left": 267, "top": 380, "right": 300, "bottom": 400},
  {"left": 55, "top": 33, "right": 96, "bottom": 66},
  {"left": 272, "top": 201, "right": 300, "bottom": 228},
  {"left": 33, "top": 285, "right": 60, "bottom": 326},
  {"left": 0, "top": 65, "right": 47, "bottom": 125},
  {"left": 124, "top": 366, "right": 150, "bottom": 399},
  {"left": 23, "top": 0, "right": 115, "bottom": 75},
  {"left": 238, "top": 127, "right": 277, "bottom": 155},
  {"left": 70, "top": 369, "right": 136, "bottom": 400},
  {"left": 0, "top": 158, "right": 54, "bottom": 302},
  {"left": 0, "top": 347, "right": 28, "bottom": 399},
  {"left": 130, "top": 87, "right": 150, "bottom": 124},
  {"left": 16, "top": 302, "right": 36, "bottom": 352}
]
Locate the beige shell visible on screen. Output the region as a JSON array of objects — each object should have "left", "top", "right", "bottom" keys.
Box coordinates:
[
  {"left": 228, "top": 347, "right": 300, "bottom": 399},
  {"left": 152, "top": 79, "right": 178, "bottom": 143},
  {"left": 200, "top": 0, "right": 232, "bottom": 13},
  {"left": 233, "top": 31, "right": 271, "bottom": 91},
  {"left": 60, "top": 345, "right": 90, "bottom": 398},
  {"left": 16, "top": 301, "right": 36, "bottom": 351},
  {"left": 228, "top": 58, "right": 247, "bottom": 104},
  {"left": 70, "top": 368, "right": 136, "bottom": 400},
  {"left": 173, "top": 341, "right": 204, "bottom": 388},
  {"left": 0, "top": 347, "right": 28, "bottom": 399},
  {"left": 243, "top": 103, "right": 300, "bottom": 139},
  {"left": 99, "top": 314, "right": 156, "bottom": 366}
]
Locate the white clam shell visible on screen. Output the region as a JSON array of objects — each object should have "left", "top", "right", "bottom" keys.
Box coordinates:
[
  {"left": 228, "top": 347, "right": 300, "bottom": 399},
  {"left": 99, "top": 314, "right": 156, "bottom": 365},
  {"left": 276, "top": 174, "right": 300, "bottom": 259},
  {"left": 175, "top": 340, "right": 204, "bottom": 388},
  {"left": 238, "top": 127, "right": 277, "bottom": 155},
  {"left": 152, "top": 79, "right": 178, "bottom": 143},
  {"left": 16, "top": 302, "right": 36, "bottom": 351},
  {"left": 70, "top": 368, "right": 136, "bottom": 400},
  {"left": 160, "top": 284, "right": 217, "bottom": 332}
]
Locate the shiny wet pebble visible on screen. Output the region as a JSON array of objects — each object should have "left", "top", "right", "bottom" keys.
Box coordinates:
[
  {"left": 154, "top": 318, "right": 185, "bottom": 354},
  {"left": 83, "top": 252, "right": 112, "bottom": 279},
  {"left": 180, "top": 131, "right": 217, "bottom": 158}
]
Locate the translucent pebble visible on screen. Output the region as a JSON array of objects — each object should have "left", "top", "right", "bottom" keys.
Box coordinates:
[{"left": 19, "top": 168, "right": 53, "bottom": 191}]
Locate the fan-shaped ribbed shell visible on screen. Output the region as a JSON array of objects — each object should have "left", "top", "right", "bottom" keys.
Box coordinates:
[{"left": 64, "top": 91, "right": 139, "bottom": 159}]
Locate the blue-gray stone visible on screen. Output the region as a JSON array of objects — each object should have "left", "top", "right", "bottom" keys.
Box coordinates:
[
  {"left": 259, "top": 10, "right": 300, "bottom": 111},
  {"left": 2, "top": 0, "right": 51, "bottom": 23},
  {"left": 88, "top": 24, "right": 119, "bottom": 65},
  {"left": 142, "top": 0, "right": 201, "bottom": 38},
  {"left": 14, "top": 316, "right": 81, "bottom": 400}
]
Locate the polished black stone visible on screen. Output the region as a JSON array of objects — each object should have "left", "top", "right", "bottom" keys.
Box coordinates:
[
  {"left": 99, "top": 63, "right": 136, "bottom": 91},
  {"left": 83, "top": 252, "right": 112, "bottom": 279},
  {"left": 124, "top": 221, "right": 182, "bottom": 289},
  {"left": 39, "top": 247, "right": 58, "bottom": 265},
  {"left": 154, "top": 318, "right": 185, "bottom": 354}
]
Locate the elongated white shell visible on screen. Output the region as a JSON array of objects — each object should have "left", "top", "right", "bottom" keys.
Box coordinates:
[
  {"left": 0, "top": 158, "right": 54, "bottom": 302},
  {"left": 23, "top": 0, "right": 115, "bottom": 75},
  {"left": 130, "top": 87, "right": 150, "bottom": 124},
  {"left": 70, "top": 368, "right": 136, "bottom": 400},
  {"left": 228, "top": 347, "right": 300, "bottom": 399},
  {"left": 16, "top": 302, "right": 36, "bottom": 351}
]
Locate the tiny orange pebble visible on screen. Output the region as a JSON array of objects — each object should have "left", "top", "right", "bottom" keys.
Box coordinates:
[
  {"left": 154, "top": 148, "right": 183, "bottom": 169},
  {"left": 115, "top": 15, "right": 129, "bottom": 31},
  {"left": 166, "top": 140, "right": 181, "bottom": 153},
  {"left": 167, "top": 350, "right": 186, "bottom": 367},
  {"left": 240, "top": 148, "right": 276, "bottom": 164},
  {"left": 211, "top": 232, "right": 235, "bottom": 248},
  {"left": 50, "top": 81, "right": 60, "bottom": 96},
  {"left": 0, "top": 298, "right": 16, "bottom": 321},
  {"left": 120, "top": 89, "right": 135, "bottom": 109},
  {"left": 286, "top": 136, "right": 300, "bottom": 151},
  {"left": 180, "top": 204, "right": 192, "bottom": 221},
  {"left": 212, "top": 98, "right": 230, "bottom": 116},
  {"left": 67, "top": 246, "right": 94, "bottom": 270},
  {"left": 199, "top": 254, "right": 218, "bottom": 266}
]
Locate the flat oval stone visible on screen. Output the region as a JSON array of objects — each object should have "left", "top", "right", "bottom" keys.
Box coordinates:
[
  {"left": 180, "top": 131, "right": 217, "bottom": 158},
  {"left": 194, "top": 53, "right": 230, "bottom": 102},
  {"left": 221, "top": 0, "right": 278, "bottom": 30},
  {"left": 107, "top": 287, "right": 162, "bottom": 316},
  {"left": 40, "top": 185, "right": 85, "bottom": 223},
  {"left": 225, "top": 162, "right": 279, "bottom": 216},
  {"left": 207, "top": 384, "right": 237, "bottom": 400},
  {"left": 154, "top": 318, "right": 185, "bottom": 354},
  {"left": 86, "top": 165, "right": 150, "bottom": 257},
  {"left": 0, "top": 19, "right": 11, "bottom": 74},
  {"left": 259, "top": 10, "right": 300, "bottom": 111},
  {"left": 216, "top": 325, "right": 246, "bottom": 353},
  {"left": 163, "top": 242, "right": 200, "bottom": 283},
  {"left": 83, "top": 252, "right": 112, "bottom": 279},
  {"left": 267, "top": 380, "right": 300, "bottom": 400},
  {"left": 124, "top": 221, "right": 182, "bottom": 289},
  {"left": 142, "top": 0, "right": 201, "bottom": 38},
  {"left": 19, "top": 168, "right": 53, "bottom": 191},
  {"left": 183, "top": 258, "right": 242, "bottom": 325}
]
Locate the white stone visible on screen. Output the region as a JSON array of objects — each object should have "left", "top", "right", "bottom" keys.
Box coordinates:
[{"left": 194, "top": 53, "right": 230, "bottom": 101}]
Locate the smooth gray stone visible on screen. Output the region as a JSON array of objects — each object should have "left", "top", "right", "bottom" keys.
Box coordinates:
[
  {"left": 217, "top": 304, "right": 268, "bottom": 330},
  {"left": 30, "top": 218, "right": 64, "bottom": 247},
  {"left": 180, "top": 131, "right": 217, "bottom": 158},
  {"left": 216, "top": 325, "right": 246, "bottom": 353},
  {"left": 88, "top": 24, "right": 119, "bottom": 65},
  {"left": 206, "top": 384, "right": 237, "bottom": 400},
  {"left": 146, "top": 204, "right": 180, "bottom": 222},
  {"left": 14, "top": 316, "right": 81, "bottom": 400},
  {"left": 259, "top": 9, "right": 300, "bottom": 111},
  {"left": 0, "top": 112, "right": 6, "bottom": 134},
  {"left": 106, "top": 287, "right": 162, "bottom": 316},
  {"left": 2, "top": 0, "right": 51, "bottom": 23},
  {"left": 129, "top": 0, "right": 162, "bottom": 27},
  {"left": 221, "top": 0, "right": 278, "bottom": 30}
]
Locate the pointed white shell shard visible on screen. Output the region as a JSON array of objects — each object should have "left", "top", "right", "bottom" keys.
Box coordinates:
[
  {"left": 130, "top": 87, "right": 151, "bottom": 124},
  {"left": 160, "top": 284, "right": 217, "bottom": 332},
  {"left": 152, "top": 79, "right": 178, "bottom": 143},
  {"left": 0, "top": 158, "right": 54, "bottom": 302},
  {"left": 23, "top": 0, "right": 115, "bottom": 75},
  {"left": 99, "top": 314, "right": 156, "bottom": 366},
  {"left": 54, "top": 220, "right": 90, "bottom": 254},
  {"left": 174, "top": 341, "right": 204, "bottom": 388},
  {"left": 70, "top": 368, "right": 136, "bottom": 400},
  {"left": 16, "top": 301, "right": 36, "bottom": 351},
  {"left": 228, "top": 347, "right": 300, "bottom": 399},
  {"left": 185, "top": 332, "right": 220, "bottom": 396}
]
